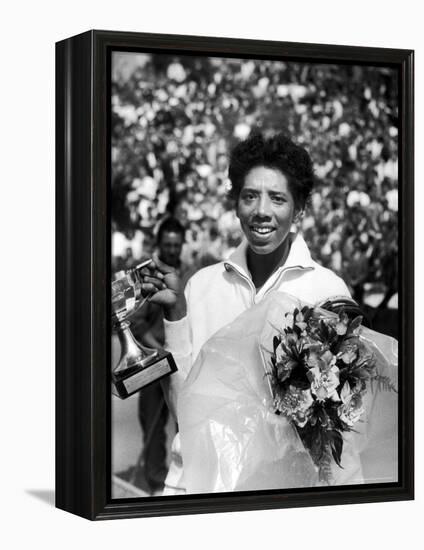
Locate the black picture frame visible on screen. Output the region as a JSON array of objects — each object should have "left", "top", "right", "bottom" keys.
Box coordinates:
[{"left": 56, "top": 29, "right": 414, "bottom": 521}]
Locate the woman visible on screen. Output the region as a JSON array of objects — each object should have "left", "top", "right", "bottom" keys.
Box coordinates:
[{"left": 139, "top": 133, "right": 395, "bottom": 493}]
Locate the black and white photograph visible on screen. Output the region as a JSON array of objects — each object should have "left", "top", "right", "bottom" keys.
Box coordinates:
[
  {"left": 110, "top": 50, "right": 400, "bottom": 498},
  {"left": 3, "top": 0, "right": 422, "bottom": 542}
]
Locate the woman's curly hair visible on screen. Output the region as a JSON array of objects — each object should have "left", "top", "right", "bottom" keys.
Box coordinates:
[{"left": 228, "top": 132, "right": 315, "bottom": 210}]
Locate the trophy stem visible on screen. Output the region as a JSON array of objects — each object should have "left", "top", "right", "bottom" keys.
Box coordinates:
[{"left": 114, "top": 320, "right": 158, "bottom": 373}]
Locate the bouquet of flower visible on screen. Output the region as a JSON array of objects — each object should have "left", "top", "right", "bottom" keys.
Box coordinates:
[{"left": 268, "top": 306, "right": 397, "bottom": 484}]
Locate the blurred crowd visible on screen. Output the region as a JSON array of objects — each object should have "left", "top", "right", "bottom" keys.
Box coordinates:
[{"left": 111, "top": 53, "right": 398, "bottom": 311}]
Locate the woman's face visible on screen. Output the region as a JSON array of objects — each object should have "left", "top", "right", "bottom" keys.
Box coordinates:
[{"left": 236, "top": 166, "right": 297, "bottom": 255}]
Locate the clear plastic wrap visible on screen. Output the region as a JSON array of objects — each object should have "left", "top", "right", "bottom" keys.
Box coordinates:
[{"left": 178, "top": 291, "right": 398, "bottom": 494}]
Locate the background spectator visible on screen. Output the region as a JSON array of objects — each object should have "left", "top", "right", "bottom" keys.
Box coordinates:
[{"left": 111, "top": 53, "right": 398, "bottom": 336}]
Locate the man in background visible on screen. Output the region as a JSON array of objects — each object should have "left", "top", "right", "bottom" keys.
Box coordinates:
[{"left": 128, "top": 217, "right": 192, "bottom": 494}]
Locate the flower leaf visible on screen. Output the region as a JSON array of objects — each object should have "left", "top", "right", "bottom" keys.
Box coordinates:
[{"left": 329, "top": 430, "right": 344, "bottom": 468}]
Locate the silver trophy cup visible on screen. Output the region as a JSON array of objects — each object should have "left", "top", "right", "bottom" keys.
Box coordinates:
[{"left": 111, "top": 262, "right": 177, "bottom": 399}]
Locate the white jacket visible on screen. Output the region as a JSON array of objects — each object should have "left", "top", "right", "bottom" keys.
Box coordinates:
[{"left": 163, "top": 233, "right": 351, "bottom": 494}]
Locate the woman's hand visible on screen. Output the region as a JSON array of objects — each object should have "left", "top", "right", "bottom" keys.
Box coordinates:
[{"left": 137, "top": 261, "right": 186, "bottom": 320}]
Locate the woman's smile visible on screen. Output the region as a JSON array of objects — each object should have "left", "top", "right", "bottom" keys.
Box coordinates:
[{"left": 250, "top": 225, "right": 275, "bottom": 235}]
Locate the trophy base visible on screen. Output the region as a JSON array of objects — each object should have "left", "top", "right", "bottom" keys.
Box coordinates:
[{"left": 112, "top": 350, "right": 178, "bottom": 399}]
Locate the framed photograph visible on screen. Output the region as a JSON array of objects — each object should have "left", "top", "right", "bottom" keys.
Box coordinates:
[{"left": 56, "top": 30, "right": 414, "bottom": 520}]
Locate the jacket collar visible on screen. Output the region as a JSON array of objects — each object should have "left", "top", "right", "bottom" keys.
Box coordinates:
[{"left": 224, "top": 232, "right": 315, "bottom": 279}]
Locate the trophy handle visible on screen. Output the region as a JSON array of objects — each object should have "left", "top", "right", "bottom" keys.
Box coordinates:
[
  {"left": 126, "top": 291, "right": 153, "bottom": 320},
  {"left": 123, "top": 260, "right": 155, "bottom": 320}
]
